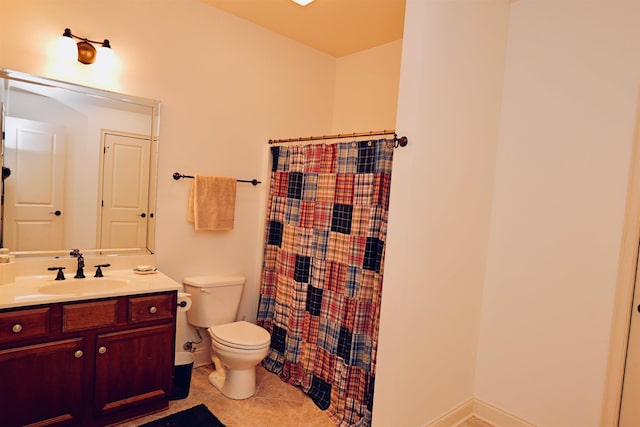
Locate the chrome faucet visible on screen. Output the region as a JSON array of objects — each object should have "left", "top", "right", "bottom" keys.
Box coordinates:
[{"left": 70, "top": 249, "right": 85, "bottom": 279}]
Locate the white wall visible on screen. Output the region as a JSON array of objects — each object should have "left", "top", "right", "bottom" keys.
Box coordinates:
[
  {"left": 373, "top": 1, "right": 510, "bottom": 425},
  {"left": 474, "top": 1, "right": 640, "bottom": 425}
]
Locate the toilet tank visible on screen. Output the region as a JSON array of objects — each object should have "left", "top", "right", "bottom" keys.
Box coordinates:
[{"left": 183, "top": 275, "right": 246, "bottom": 328}]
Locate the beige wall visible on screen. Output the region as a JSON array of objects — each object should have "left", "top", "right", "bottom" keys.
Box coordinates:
[
  {"left": 332, "top": 40, "right": 402, "bottom": 133},
  {"left": 373, "top": 1, "right": 510, "bottom": 425},
  {"left": 474, "top": 1, "right": 640, "bottom": 425}
]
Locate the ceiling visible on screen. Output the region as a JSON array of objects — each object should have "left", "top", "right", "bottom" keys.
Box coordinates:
[{"left": 201, "top": 0, "right": 406, "bottom": 57}]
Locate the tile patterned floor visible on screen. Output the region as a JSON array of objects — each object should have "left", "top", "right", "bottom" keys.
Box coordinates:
[
  {"left": 460, "top": 416, "right": 495, "bottom": 427},
  {"left": 113, "top": 364, "right": 335, "bottom": 427},
  {"left": 113, "top": 364, "right": 494, "bottom": 427}
]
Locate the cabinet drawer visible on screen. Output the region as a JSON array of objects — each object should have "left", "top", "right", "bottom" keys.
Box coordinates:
[
  {"left": 128, "top": 294, "right": 174, "bottom": 323},
  {"left": 0, "top": 307, "right": 50, "bottom": 344},
  {"left": 63, "top": 300, "right": 118, "bottom": 332}
]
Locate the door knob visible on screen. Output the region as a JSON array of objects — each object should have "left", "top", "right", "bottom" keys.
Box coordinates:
[
  {"left": 49, "top": 210, "right": 62, "bottom": 216},
  {"left": 98, "top": 346, "right": 107, "bottom": 355},
  {"left": 138, "top": 213, "right": 146, "bottom": 218}
]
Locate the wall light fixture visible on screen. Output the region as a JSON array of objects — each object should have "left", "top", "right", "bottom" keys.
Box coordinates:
[{"left": 57, "top": 28, "right": 115, "bottom": 66}]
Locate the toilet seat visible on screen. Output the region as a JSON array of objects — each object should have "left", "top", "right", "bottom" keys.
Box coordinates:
[{"left": 209, "top": 321, "right": 270, "bottom": 350}]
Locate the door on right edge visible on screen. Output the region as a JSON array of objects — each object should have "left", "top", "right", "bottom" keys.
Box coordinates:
[{"left": 619, "top": 244, "right": 640, "bottom": 425}]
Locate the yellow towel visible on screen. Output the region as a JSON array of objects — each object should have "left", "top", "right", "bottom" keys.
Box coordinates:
[{"left": 187, "top": 175, "right": 237, "bottom": 231}]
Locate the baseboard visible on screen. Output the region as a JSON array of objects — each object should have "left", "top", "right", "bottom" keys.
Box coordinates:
[
  {"left": 473, "top": 399, "right": 537, "bottom": 427},
  {"left": 424, "top": 398, "right": 536, "bottom": 427},
  {"left": 191, "top": 347, "right": 211, "bottom": 367},
  {"left": 425, "top": 398, "right": 474, "bottom": 427}
]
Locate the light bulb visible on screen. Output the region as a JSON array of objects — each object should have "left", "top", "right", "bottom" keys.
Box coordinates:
[
  {"left": 56, "top": 33, "right": 77, "bottom": 63},
  {"left": 96, "top": 41, "right": 116, "bottom": 70}
]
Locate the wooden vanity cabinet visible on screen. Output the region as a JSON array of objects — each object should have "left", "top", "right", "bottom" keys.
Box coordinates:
[
  {"left": 0, "top": 291, "right": 177, "bottom": 427},
  {"left": 0, "top": 337, "right": 86, "bottom": 426}
]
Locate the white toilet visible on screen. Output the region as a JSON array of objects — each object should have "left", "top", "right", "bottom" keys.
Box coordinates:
[{"left": 183, "top": 275, "right": 271, "bottom": 399}]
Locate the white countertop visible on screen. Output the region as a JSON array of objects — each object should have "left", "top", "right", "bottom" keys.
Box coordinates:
[{"left": 0, "top": 269, "right": 182, "bottom": 309}]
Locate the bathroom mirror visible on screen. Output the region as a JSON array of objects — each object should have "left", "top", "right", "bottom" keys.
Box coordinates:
[{"left": 0, "top": 69, "right": 160, "bottom": 259}]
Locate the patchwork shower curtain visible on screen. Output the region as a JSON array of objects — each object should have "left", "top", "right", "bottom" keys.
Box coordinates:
[{"left": 257, "top": 139, "right": 394, "bottom": 426}]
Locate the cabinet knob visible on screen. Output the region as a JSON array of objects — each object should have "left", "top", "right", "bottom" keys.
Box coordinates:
[
  {"left": 98, "top": 346, "right": 107, "bottom": 355},
  {"left": 11, "top": 323, "right": 22, "bottom": 333},
  {"left": 74, "top": 350, "right": 83, "bottom": 358},
  {"left": 149, "top": 306, "right": 158, "bottom": 314}
]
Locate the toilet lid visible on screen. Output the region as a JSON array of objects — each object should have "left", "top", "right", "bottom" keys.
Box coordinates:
[{"left": 209, "top": 321, "right": 270, "bottom": 350}]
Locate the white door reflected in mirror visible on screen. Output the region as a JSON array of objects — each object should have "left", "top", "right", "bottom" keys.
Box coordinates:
[
  {"left": 3, "top": 117, "right": 66, "bottom": 251},
  {"left": 98, "top": 131, "right": 151, "bottom": 249}
]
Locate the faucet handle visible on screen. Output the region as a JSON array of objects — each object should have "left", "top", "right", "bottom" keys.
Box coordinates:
[
  {"left": 94, "top": 264, "right": 111, "bottom": 278},
  {"left": 47, "top": 266, "right": 66, "bottom": 280},
  {"left": 70, "top": 249, "right": 81, "bottom": 258}
]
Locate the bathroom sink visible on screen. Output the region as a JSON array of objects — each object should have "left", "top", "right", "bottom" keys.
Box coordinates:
[{"left": 38, "top": 278, "right": 130, "bottom": 295}]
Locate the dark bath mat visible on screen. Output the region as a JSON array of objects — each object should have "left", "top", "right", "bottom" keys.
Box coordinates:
[{"left": 138, "top": 404, "right": 225, "bottom": 427}]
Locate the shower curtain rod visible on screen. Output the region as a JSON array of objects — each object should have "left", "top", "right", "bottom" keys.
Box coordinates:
[{"left": 268, "top": 129, "right": 408, "bottom": 147}]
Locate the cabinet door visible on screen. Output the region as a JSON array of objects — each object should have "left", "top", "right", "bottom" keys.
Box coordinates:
[
  {"left": 95, "top": 324, "right": 173, "bottom": 416},
  {"left": 0, "top": 338, "right": 85, "bottom": 427}
]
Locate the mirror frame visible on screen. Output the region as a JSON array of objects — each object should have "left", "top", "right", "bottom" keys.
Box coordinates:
[{"left": 0, "top": 68, "right": 161, "bottom": 260}]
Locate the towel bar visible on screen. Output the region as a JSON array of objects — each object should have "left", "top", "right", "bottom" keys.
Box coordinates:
[{"left": 173, "top": 172, "right": 261, "bottom": 186}]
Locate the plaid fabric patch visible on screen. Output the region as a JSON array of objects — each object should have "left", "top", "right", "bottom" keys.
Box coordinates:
[
  {"left": 319, "top": 145, "right": 338, "bottom": 173},
  {"left": 327, "top": 233, "right": 351, "bottom": 266},
  {"left": 334, "top": 174, "right": 355, "bottom": 205},
  {"left": 336, "top": 143, "right": 358, "bottom": 174},
  {"left": 322, "top": 288, "right": 345, "bottom": 326},
  {"left": 312, "top": 231, "right": 330, "bottom": 262},
  {"left": 351, "top": 206, "right": 370, "bottom": 237},
  {"left": 295, "top": 227, "right": 313, "bottom": 257},
  {"left": 273, "top": 172, "right": 289, "bottom": 197},
  {"left": 313, "top": 201, "right": 333, "bottom": 231},
  {"left": 262, "top": 245, "right": 278, "bottom": 273},
  {"left": 304, "top": 145, "right": 325, "bottom": 173},
  {"left": 270, "top": 196, "right": 288, "bottom": 224},
  {"left": 317, "top": 174, "right": 337, "bottom": 203},
  {"left": 299, "top": 201, "right": 315, "bottom": 229},
  {"left": 302, "top": 173, "right": 318, "bottom": 201},
  {"left": 289, "top": 146, "right": 305, "bottom": 173},
  {"left": 325, "top": 261, "right": 346, "bottom": 294},
  {"left": 258, "top": 139, "right": 394, "bottom": 427},
  {"left": 354, "top": 174, "right": 374, "bottom": 206}
]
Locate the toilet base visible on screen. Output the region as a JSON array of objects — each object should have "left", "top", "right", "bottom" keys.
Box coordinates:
[{"left": 208, "top": 367, "right": 257, "bottom": 400}]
